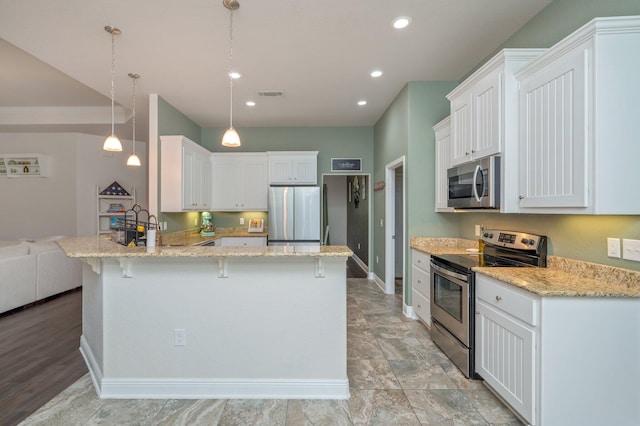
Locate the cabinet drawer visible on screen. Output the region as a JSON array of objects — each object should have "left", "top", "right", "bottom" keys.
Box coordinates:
[
  {"left": 476, "top": 275, "right": 538, "bottom": 326},
  {"left": 412, "top": 290, "right": 431, "bottom": 326},
  {"left": 412, "top": 249, "right": 430, "bottom": 271},
  {"left": 411, "top": 265, "right": 430, "bottom": 296}
]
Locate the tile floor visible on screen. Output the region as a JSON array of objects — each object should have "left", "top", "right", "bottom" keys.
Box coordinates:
[{"left": 20, "top": 278, "right": 521, "bottom": 425}]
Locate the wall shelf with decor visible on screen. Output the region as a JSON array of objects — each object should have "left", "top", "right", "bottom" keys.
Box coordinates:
[
  {"left": 0, "top": 154, "right": 49, "bottom": 177},
  {"left": 97, "top": 184, "right": 136, "bottom": 235}
]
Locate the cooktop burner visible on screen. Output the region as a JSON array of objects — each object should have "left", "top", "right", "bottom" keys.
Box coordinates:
[{"left": 432, "top": 253, "right": 529, "bottom": 271}]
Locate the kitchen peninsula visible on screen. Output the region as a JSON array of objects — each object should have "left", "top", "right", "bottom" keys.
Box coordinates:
[{"left": 57, "top": 236, "right": 352, "bottom": 400}]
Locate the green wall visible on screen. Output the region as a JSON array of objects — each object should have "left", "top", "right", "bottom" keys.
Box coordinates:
[{"left": 452, "top": 0, "right": 640, "bottom": 271}]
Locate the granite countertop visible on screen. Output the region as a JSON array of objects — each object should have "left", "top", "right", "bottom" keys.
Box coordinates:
[
  {"left": 58, "top": 234, "right": 352, "bottom": 259},
  {"left": 410, "top": 237, "right": 640, "bottom": 298}
]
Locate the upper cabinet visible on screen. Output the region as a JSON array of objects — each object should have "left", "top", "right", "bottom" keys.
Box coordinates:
[
  {"left": 0, "top": 154, "right": 49, "bottom": 177},
  {"left": 433, "top": 117, "right": 453, "bottom": 212},
  {"left": 447, "top": 49, "right": 545, "bottom": 213},
  {"left": 267, "top": 151, "right": 318, "bottom": 185},
  {"left": 160, "top": 135, "right": 212, "bottom": 212},
  {"left": 447, "top": 49, "right": 546, "bottom": 167},
  {"left": 211, "top": 153, "right": 268, "bottom": 211},
  {"left": 516, "top": 16, "right": 640, "bottom": 214}
]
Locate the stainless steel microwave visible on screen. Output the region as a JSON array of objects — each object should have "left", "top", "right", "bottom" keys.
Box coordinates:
[{"left": 447, "top": 156, "right": 500, "bottom": 210}]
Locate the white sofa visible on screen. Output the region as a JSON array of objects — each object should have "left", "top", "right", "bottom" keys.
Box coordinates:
[{"left": 0, "top": 237, "right": 81, "bottom": 315}]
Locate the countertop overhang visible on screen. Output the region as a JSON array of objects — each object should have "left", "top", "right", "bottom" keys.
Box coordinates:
[{"left": 57, "top": 235, "right": 352, "bottom": 259}]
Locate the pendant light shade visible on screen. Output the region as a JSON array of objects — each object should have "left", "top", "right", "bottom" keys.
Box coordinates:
[
  {"left": 103, "top": 25, "right": 122, "bottom": 152},
  {"left": 127, "top": 73, "right": 141, "bottom": 166},
  {"left": 222, "top": 0, "right": 241, "bottom": 147},
  {"left": 222, "top": 127, "right": 241, "bottom": 147}
]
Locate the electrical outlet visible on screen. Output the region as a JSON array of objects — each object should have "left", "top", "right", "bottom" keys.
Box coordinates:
[
  {"left": 379, "top": 219, "right": 384, "bottom": 228},
  {"left": 194, "top": 217, "right": 198, "bottom": 226},
  {"left": 607, "top": 238, "right": 621, "bottom": 258},
  {"left": 163, "top": 222, "right": 167, "bottom": 231},
  {"left": 239, "top": 217, "right": 245, "bottom": 225},
  {"left": 622, "top": 239, "right": 640, "bottom": 262},
  {"left": 376, "top": 255, "right": 379, "bottom": 264},
  {"left": 357, "top": 243, "right": 361, "bottom": 249},
  {"left": 475, "top": 225, "right": 481, "bottom": 237},
  {"left": 174, "top": 329, "right": 186, "bottom": 346}
]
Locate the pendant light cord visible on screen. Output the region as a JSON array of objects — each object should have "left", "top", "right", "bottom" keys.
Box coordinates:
[
  {"left": 229, "top": 8, "right": 234, "bottom": 129},
  {"left": 132, "top": 75, "right": 136, "bottom": 153},
  {"left": 110, "top": 31, "right": 116, "bottom": 136}
]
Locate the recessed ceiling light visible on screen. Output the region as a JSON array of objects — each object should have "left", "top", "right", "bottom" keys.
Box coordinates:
[
  {"left": 246, "top": 101, "right": 256, "bottom": 107},
  {"left": 392, "top": 16, "right": 411, "bottom": 29},
  {"left": 357, "top": 100, "right": 367, "bottom": 106},
  {"left": 370, "top": 70, "right": 383, "bottom": 78},
  {"left": 229, "top": 72, "right": 241, "bottom": 79}
]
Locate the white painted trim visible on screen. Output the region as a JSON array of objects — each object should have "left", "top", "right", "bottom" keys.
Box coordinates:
[
  {"left": 79, "top": 335, "right": 103, "bottom": 395},
  {"left": 0, "top": 106, "right": 127, "bottom": 125},
  {"left": 384, "top": 156, "right": 406, "bottom": 297},
  {"left": 351, "top": 253, "right": 368, "bottom": 273},
  {"left": 148, "top": 94, "right": 159, "bottom": 217},
  {"left": 371, "top": 272, "right": 386, "bottom": 293},
  {"left": 403, "top": 303, "right": 418, "bottom": 320},
  {"left": 97, "top": 378, "right": 350, "bottom": 400}
]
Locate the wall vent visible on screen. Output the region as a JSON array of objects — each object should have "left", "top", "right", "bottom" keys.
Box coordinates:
[{"left": 257, "top": 91, "right": 285, "bottom": 97}]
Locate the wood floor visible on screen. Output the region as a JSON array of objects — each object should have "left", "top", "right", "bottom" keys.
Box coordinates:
[{"left": 0, "top": 289, "right": 87, "bottom": 426}]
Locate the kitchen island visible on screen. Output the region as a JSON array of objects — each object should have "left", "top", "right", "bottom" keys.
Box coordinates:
[{"left": 57, "top": 236, "right": 352, "bottom": 400}]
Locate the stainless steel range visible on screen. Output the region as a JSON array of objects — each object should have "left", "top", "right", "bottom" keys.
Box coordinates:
[{"left": 430, "top": 230, "right": 547, "bottom": 378}]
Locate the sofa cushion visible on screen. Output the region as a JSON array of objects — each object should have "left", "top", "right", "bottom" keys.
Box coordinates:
[{"left": 0, "top": 241, "right": 30, "bottom": 258}]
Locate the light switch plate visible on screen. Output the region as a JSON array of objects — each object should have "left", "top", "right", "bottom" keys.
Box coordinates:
[
  {"left": 607, "top": 238, "right": 621, "bottom": 258},
  {"left": 622, "top": 239, "right": 640, "bottom": 262}
]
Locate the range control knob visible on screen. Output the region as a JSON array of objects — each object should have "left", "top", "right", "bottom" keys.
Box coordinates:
[
  {"left": 483, "top": 232, "right": 490, "bottom": 238},
  {"left": 521, "top": 238, "right": 529, "bottom": 245},
  {"left": 528, "top": 239, "right": 536, "bottom": 246}
]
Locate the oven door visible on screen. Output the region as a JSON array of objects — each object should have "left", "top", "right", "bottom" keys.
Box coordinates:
[{"left": 430, "top": 261, "right": 470, "bottom": 346}]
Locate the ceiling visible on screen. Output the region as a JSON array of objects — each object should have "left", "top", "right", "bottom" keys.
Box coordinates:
[{"left": 0, "top": 0, "right": 552, "bottom": 143}]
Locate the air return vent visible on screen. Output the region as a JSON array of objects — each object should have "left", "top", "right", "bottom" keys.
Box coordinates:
[{"left": 257, "top": 91, "right": 285, "bottom": 97}]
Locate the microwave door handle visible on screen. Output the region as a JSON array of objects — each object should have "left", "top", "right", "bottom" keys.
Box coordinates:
[{"left": 472, "top": 164, "right": 483, "bottom": 202}]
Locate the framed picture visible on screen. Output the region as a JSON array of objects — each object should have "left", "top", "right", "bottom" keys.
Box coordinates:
[
  {"left": 248, "top": 218, "right": 264, "bottom": 233},
  {"left": 331, "top": 158, "right": 362, "bottom": 172}
]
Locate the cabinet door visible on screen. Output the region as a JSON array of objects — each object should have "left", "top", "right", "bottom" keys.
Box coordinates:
[
  {"left": 182, "top": 147, "right": 196, "bottom": 210},
  {"left": 450, "top": 93, "right": 473, "bottom": 166},
  {"left": 198, "top": 154, "right": 212, "bottom": 210},
  {"left": 240, "top": 156, "right": 268, "bottom": 210},
  {"left": 211, "top": 156, "right": 239, "bottom": 210},
  {"left": 518, "top": 43, "right": 588, "bottom": 209},
  {"left": 434, "top": 117, "right": 453, "bottom": 211},
  {"left": 220, "top": 237, "right": 266, "bottom": 247},
  {"left": 292, "top": 156, "right": 317, "bottom": 184},
  {"left": 472, "top": 69, "right": 501, "bottom": 159},
  {"left": 476, "top": 300, "right": 535, "bottom": 425},
  {"left": 269, "top": 157, "right": 294, "bottom": 184}
]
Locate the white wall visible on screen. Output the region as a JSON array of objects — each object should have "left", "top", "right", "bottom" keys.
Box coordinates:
[
  {"left": 323, "top": 175, "right": 347, "bottom": 245},
  {"left": 0, "top": 133, "right": 147, "bottom": 239}
]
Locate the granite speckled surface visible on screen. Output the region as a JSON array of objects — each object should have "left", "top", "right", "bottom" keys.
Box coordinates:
[
  {"left": 159, "top": 227, "right": 269, "bottom": 246},
  {"left": 57, "top": 234, "right": 352, "bottom": 259},
  {"left": 410, "top": 237, "right": 640, "bottom": 298}
]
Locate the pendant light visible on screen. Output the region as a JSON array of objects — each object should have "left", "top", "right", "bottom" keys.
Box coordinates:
[
  {"left": 103, "top": 26, "right": 123, "bottom": 152},
  {"left": 221, "top": 0, "right": 241, "bottom": 147},
  {"left": 127, "top": 73, "right": 141, "bottom": 166}
]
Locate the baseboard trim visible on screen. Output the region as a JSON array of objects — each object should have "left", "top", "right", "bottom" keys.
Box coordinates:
[
  {"left": 403, "top": 303, "right": 418, "bottom": 320},
  {"left": 79, "top": 335, "right": 349, "bottom": 400},
  {"left": 370, "top": 273, "right": 386, "bottom": 293},
  {"left": 351, "top": 254, "right": 368, "bottom": 274}
]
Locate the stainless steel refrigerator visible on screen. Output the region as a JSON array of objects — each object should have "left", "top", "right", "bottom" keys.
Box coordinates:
[{"left": 268, "top": 186, "right": 321, "bottom": 245}]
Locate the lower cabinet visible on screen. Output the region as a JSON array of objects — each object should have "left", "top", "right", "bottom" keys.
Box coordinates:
[
  {"left": 475, "top": 273, "right": 640, "bottom": 426},
  {"left": 475, "top": 275, "right": 536, "bottom": 424},
  {"left": 411, "top": 249, "right": 431, "bottom": 326},
  {"left": 219, "top": 237, "right": 266, "bottom": 247}
]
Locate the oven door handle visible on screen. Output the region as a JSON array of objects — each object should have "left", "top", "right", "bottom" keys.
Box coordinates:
[{"left": 430, "top": 261, "right": 469, "bottom": 282}]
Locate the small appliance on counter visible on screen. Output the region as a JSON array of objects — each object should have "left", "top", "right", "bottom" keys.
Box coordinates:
[{"left": 200, "top": 212, "right": 215, "bottom": 236}]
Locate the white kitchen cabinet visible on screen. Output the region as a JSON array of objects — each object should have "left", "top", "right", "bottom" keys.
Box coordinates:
[
  {"left": 516, "top": 16, "right": 640, "bottom": 214},
  {"left": 219, "top": 236, "right": 266, "bottom": 247},
  {"left": 160, "top": 135, "right": 212, "bottom": 212},
  {"left": 267, "top": 151, "right": 318, "bottom": 185},
  {"left": 475, "top": 275, "right": 537, "bottom": 424},
  {"left": 475, "top": 272, "right": 640, "bottom": 426},
  {"left": 447, "top": 49, "right": 545, "bottom": 168},
  {"left": 411, "top": 249, "right": 431, "bottom": 326},
  {"left": 211, "top": 153, "right": 268, "bottom": 211},
  {"left": 433, "top": 117, "right": 453, "bottom": 212}
]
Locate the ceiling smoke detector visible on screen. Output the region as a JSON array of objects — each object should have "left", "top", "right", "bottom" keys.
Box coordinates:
[{"left": 257, "top": 91, "right": 285, "bottom": 97}]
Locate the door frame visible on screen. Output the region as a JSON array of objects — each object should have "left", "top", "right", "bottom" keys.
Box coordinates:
[
  {"left": 321, "top": 172, "right": 372, "bottom": 275},
  {"left": 385, "top": 156, "right": 406, "bottom": 299}
]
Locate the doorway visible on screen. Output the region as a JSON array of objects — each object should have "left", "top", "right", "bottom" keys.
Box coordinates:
[
  {"left": 322, "top": 173, "right": 371, "bottom": 277},
  {"left": 385, "top": 157, "right": 406, "bottom": 302}
]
